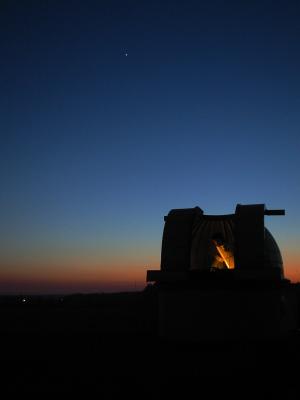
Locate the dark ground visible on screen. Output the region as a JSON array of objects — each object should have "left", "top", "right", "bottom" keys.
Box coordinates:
[{"left": 1, "top": 286, "right": 300, "bottom": 398}]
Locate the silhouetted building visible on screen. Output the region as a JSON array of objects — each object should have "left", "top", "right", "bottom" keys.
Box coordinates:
[{"left": 147, "top": 204, "right": 298, "bottom": 341}]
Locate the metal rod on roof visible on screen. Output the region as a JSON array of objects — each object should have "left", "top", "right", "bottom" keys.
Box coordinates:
[{"left": 264, "top": 209, "right": 285, "bottom": 216}]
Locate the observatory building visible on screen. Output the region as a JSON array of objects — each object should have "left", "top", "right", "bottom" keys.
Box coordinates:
[{"left": 147, "top": 204, "right": 298, "bottom": 341}]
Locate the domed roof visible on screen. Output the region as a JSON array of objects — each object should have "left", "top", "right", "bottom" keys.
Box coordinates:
[
  {"left": 264, "top": 228, "right": 284, "bottom": 278},
  {"left": 154, "top": 204, "right": 286, "bottom": 283},
  {"left": 190, "top": 217, "right": 284, "bottom": 278}
]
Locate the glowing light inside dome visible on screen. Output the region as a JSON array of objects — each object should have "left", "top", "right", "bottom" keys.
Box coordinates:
[{"left": 213, "top": 241, "right": 235, "bottom": 269}]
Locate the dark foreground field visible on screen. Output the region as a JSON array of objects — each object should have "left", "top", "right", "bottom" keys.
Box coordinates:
[{"left": 1, "top": 287, "right": 300, "bottom": 398}]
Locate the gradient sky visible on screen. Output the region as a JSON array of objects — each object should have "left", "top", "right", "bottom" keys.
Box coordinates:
[{"left": 1, "top": 0, "right": 300, "bottom": 293}]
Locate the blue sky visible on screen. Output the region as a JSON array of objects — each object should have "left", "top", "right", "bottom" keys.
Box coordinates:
[{"left": 1, "top": 0, "right": 300, "bottom": 292}]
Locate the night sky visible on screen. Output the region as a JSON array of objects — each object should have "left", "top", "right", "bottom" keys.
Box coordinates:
[{"left": 1, "top": 0, "right": 300, "bottom": 293}]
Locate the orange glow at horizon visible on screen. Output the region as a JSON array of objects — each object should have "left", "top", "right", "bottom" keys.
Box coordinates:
[
  {"left": 283, "top": 256, "right": 300, "bottom": 282},
  {"left": 0, "top": 271, "right": 148, "bottom": 294},
  {"left": 0, "top": 252, "right": 299, "bottom": 294},
  {"left": 0, "top": 256, "right": 161, "bottom": 294}
]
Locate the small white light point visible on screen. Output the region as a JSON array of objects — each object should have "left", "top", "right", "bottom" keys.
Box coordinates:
[
  {"left": 22, "top": 298, "right": 26, "bottom": 303},
  {"left": 124, "top": 52, "right": 128, "bottom": 57}
]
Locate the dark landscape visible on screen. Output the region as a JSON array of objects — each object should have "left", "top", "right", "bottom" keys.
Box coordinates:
[{"left": 1, "top": 284, "right": 300, "bottom": 398}]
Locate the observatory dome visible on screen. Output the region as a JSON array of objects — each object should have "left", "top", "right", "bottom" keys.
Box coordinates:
[{"left": 264, "top": 228, "right": 284, "bottom": 278}]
